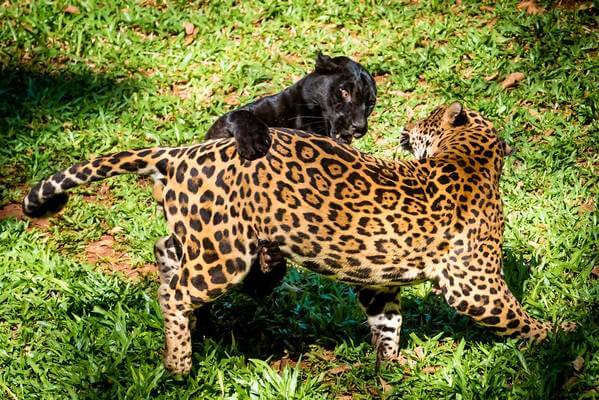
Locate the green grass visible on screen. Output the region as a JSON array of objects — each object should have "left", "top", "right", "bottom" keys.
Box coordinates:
[{"left": 0, "top": 1, "right": 597, "bottom": 398}]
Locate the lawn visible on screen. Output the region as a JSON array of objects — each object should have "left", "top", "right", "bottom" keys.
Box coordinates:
[{"left": 0, "top": 0, "right": 597, "bottom": 399}]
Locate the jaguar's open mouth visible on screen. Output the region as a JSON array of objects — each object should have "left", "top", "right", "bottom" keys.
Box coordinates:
[{"left": 332, "top": 133, "right": 353, "bottom": 145}]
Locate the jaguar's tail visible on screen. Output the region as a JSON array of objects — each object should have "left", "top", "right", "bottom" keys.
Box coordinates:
[{"left": 23, "top": 147, "right": 175, "bottom": 217}]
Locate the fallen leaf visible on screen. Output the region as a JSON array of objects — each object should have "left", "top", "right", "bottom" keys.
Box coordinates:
[
  {"left": 578, "top": 198, "right": 595, "bottom": 214},
  {"left": 573, "top": 356, "right": 584, "bottom": 371},
  {"left": 484, "top": 72, "right": 499, "bottom": 81},
  {"left": 335, "top": 396, "right": 352, "bottom": 400},
  {"left": 224, "top": 93, "right": 239, "bottom": 106},
  {"left": 379, "top": 376, "right": 392, "bottom": 393},
  {"left": 315, "top": 349, "right": 337, "bottom": 362},
  {"left": 64, "top": 5, "right": 80, "bottom": 14},
  {"left": 414, "top": 346, "right": 425, "bottom": 360},
  {"left": 517, "top": 0, "right": 545, "bottom": 14},
  {"left": 86, "top": 235, "right": 118, "bottom": 262},
  {"left": 501, "top": 72, "right": 525, "bottom": 89},
  {"left": 564, "top": 376, "right": 578, "bottom": 388},
  {"left": 591, "top": 266, "right": 599, "bottom": 279},
  {"left": 183, "top": 22, "right": 196, "bottom": 45},
  {"left": 172, "top": 82, "right": 191, "bottom": 99},
  {"left": 374, "top": 74, "right": 389, "bottom": 84},
  {"left": 327, "top": 364, "right": 352, "bottom": 375},
  {"left": 183, "top": 22, "right": 195, "bottom": 35},
  {"left": 422, "top": 365, "right": 441, "bottom": 374}
]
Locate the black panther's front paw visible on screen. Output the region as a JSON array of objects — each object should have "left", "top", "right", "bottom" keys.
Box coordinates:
[{"left": 235, "top": 127, "right": 272, "bottom": 161}]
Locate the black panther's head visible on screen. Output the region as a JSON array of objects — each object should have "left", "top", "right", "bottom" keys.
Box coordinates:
[{"left": 303, "top": 54, "right": 377, "bottom": 144}]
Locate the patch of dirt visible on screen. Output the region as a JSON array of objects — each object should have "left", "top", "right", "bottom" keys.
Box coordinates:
[
  {"left": 85, "top": 234, "right": 156, "bottom": 280},
  {"left": 0, "top": 203, "right": 51, "bottom": 230}
]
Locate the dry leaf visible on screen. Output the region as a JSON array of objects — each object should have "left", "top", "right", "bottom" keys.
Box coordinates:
[
  {"left": 517, "top": 0, "right": 546, "bottom": 14},
  {"left": 183, "top": 22, "right": 194, "bottom": 35},
  {"left": 422, "top": 365, "right": 441, "bottom": 374},
  {"left": 327, "top": 364, "right": 352, "bottom": 375},
  {"left": 64, "top": 5, "right": 80, "bottom": 14},
  {"left": 184, "top": 35, "right": 195, "bottom": 46},
  {"left": 501, "top": 72, "right": 525, "bottom": 89},
  {"left": 316, "top": 349, "right": 337, "bottom": 362},
  {"left": 573, "top": 356, "right": 584, "bottom": 371},
  {"left": 183, "top": 22, "right": 196, "bottom": 45},
  {"left": 484, "top": 72, "right": 499, "bottom": 81},
  {"left": 379, "top": 376, "right": 392, "bottom": 393},
  {"left": 374, "top": 74, "right": 389, "bottom": 84},
  {"left": 591, "top": 266, "right": 599, "bottom": 279},
  {"left": 578, "top": 198, "right": 596, "bottom": 214},
  {"left": 564, "top": 376, "right": 578, "bottom": 388},
  {"left": 172, "top": 82, "right": 191, "bottom": 99},
  {"left": 224, "top": 94, "right": 239, "bottom": 106},
  {"left": 86, "top": 235, "right": 118, "bottom": 262},
  {"left": 414, "top": 346, "right": 425, "bottom": 360}
]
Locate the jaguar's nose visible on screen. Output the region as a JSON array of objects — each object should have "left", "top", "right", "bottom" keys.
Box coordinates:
[{"left": 351, "top": 122, "right": 367, "bottom": 138}]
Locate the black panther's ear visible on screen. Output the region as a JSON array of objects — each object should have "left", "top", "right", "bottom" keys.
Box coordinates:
[
  {"left": 315, "top": 53, "right": 341, "bottom": 73},
  {"left": 500, "top": 140, "right": 516, "bottom": 156},
  {"left": 443, "top": 102, "right": 468, "bottom": 126}
]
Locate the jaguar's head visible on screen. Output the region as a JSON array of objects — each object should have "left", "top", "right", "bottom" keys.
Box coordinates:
[
  {"left": 401, "top": 102, "right": 514, "bottom": 160},
  {"left": 304, "top": 54, "right": 377, "bottom": 145}
]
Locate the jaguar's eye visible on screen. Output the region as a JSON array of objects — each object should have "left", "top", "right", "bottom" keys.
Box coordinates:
[{"left": 340, "top": 88, "right": 351, "bottom": 102}]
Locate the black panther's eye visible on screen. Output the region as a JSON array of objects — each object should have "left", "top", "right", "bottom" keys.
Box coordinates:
[{"left": 340, "top": 88, "right": 351, "bottom": 103}]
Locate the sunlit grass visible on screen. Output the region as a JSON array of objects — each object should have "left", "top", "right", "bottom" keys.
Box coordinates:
[{"left": 0, "top": 1, "right": 597, "bottom": 398}]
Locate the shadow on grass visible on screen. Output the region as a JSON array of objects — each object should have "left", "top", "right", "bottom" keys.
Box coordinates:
[
  {"left": 0, "top": 62, "right": 143, "bottom": 190},
  {"left": 194, "top": 250, "right": 593, "bottom": 395}
]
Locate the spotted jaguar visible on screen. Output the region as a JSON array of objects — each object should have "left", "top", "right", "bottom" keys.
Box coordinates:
[{"left": 23, "top": 102, "right": 571, "bottom": 375}]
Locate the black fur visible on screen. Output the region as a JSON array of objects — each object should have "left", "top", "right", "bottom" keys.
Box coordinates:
[{"left": 205, "top": 53, "right": 377, "bottom": 157}]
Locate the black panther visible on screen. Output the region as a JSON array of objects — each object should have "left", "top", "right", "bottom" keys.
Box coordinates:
[{"left": 206, "top": 53, "right": 377, "bottom": 159}]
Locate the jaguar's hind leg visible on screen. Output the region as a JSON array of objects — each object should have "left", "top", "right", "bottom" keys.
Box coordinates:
[
  {"left": 154, "top": 235, "right": 194, "bottom": 374},
  {"left": 438, "top": 268, "right": 552, "bottom": 341},
  {"left": 154, "top": 235, "right": 182, "bottom": 285},
  {"left": 358, "top": 287, "right": 402, "bottom": 368},
  {"left": 159, "top": 282, "right": 193, "bottom": 374}
]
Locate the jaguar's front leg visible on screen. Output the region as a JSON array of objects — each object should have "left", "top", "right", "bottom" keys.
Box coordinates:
[{"left": 357, "top": 286, "right": 403, "bottom": 369}]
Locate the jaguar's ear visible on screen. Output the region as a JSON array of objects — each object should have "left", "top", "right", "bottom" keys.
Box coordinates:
[
  {"left": 443, "top": 101, "right": 468, "bottom": 126},
  {"left": 315, "top": 53, "right": 341, "bottom": 73}
]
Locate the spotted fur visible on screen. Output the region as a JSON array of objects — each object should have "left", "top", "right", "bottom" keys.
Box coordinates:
[{"left": 24, "top": 102, "right": 569, "bottom": 375}]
